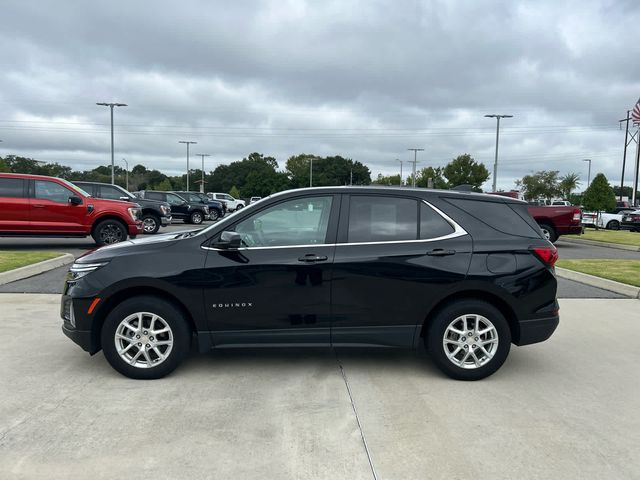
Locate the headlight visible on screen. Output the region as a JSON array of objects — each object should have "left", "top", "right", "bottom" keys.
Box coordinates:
[
  {"left": 69, "top": 261, "right": 109, "bottom": 280},
  {"left": 204, "top": 206, "right": 210, "bottom": 213},
  {"left": 161, "top": 205, "right": 170, "bottom": 215},
  {"left": 128, "top": 207, "right": 142, "bottom": 221}
]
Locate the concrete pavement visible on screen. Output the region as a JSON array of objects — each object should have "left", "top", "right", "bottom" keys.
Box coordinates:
[{"left": 0, "top": 294, "right": 638, "bottom": 479}]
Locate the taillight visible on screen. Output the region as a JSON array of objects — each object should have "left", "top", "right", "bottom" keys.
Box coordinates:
[
  {"left": 531, "top": 245, "right": 558, "bottom": 267},
  {"left": 572, "top": 208, "right": 581, "bottom": 222}
]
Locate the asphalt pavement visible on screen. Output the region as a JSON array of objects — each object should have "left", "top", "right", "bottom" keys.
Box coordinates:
[
  {"left": 555, "top": 238, "right": 640, "bottom": 259},
  {"left": 0, "top": 294, "right": 637, "bottom": 479}
]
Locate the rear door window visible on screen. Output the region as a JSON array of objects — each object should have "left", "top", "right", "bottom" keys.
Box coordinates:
[
  {"left": 348, "top": 196, "right": 418, "bottom": 242},
  {"left": 0, "top": 178, "right": 25, "bottom": 198},
  {"left": 98, "top": 185, "right": 126, "bottom": 200}
]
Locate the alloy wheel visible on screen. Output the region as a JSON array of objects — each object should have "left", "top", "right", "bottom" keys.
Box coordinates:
[
  {"left": 143, "top": 217, "right": 157, "bottom": 233},
  {"left": 442, "top": 314, "right": 499, "bottom": 369},
  {"left": 100, "top": 224, "right": 124, "bottom": 244},
  {"left": 114, "top": 312, "right": 174, "bottom": 369}
]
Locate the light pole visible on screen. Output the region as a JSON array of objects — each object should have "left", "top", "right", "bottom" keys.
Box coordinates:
[
  {"left": 178, "top": 141, "right": 197, "bottom": 191},
  {"left": 309, "top": 157, "right": 315, "bottom": 187},
  {"left": 396, "top": 159, "right": 403, "bottom": 185},
  {"left": 121, "top": 158, "right": 128, "bottom": 191},
  {"left": 96, "top": 102, "right": 127, "bottom": 184},
  {"left": 196, "top": 153, "right": 210, "bottom": 193},
  {"left": 583, "top": 159, "right": 592, "bottom": 190},
  {"left": 485, "top": 114, "right": 513, "bottom": 192},
  {"left": 407, "top": 148, "right": 424, "bottom": 187}
]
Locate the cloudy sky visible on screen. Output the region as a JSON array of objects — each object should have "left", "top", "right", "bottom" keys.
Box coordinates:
[{"left": 1, "top": 0, "right": 639, "bottom": 191}]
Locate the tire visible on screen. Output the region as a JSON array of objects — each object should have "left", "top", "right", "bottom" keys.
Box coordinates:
[
  {"left": 209, "top": 209, "right": 220, "bottom": 221},
  {"left": 101, "top": 296, "right": 191, "bottom": 380},
  {"left": 606, "top": 220, "right": 620, "bottom": 230},
  {"left": 141, "top": 214, "right": 160, "bottom": 234},
  {"left": 190, "top": 211, "right": 203, "bottom": 224},
  {"left": 538, "top": 223, "right": 557, "bottom": 243},
  {"left": 236, "top": 204, "right": 244, "bottom": 210},
  {"left": 426, "top": 300, "right": 511, "bottom": 381},
  {"left": 92, "top": 219, "right": 128, "bottom": 246}
]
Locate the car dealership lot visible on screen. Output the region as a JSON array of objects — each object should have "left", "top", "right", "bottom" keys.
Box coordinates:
[{"left": 0, "top": 294, "right": 638, "bottom": 479}]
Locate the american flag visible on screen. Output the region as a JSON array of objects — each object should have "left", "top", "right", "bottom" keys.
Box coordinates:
[{"left": 633, "top": 97, "right": 640, "bottom": 125}]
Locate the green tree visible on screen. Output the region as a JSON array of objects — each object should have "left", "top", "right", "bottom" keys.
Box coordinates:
[
  {"left": 442, "top": 154, "right": 489, "bottom": 191},
  {"left": 0, "top": 158, "right": 9, "bottom": 173},
  {"left": 582, "top": 173, "right": 615, "bottom": 223},
  {"left": 515, "top": 170, "right": 561, "bottom": 201},
  {"left": 415, "top": 166, "right": 448, "bottom": 189},
  {"left": 155, "top": 178, "right": 173, "bottom": 191},
  {"left": 372, "top": 173, "right": 401, "bottom": 185},
  {"left": 229, "top": 185, "right": 241, "bottom": 199},
  {"left": 286, "top": 154, "right": 370, "bottom": 188},
  {"left": 559, "top": 172, "right": 580, "bottom": 199}
]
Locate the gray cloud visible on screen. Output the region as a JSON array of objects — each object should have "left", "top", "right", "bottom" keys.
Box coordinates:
[{"left": 1, "top": 0, "right": 639, "bottom": 191}]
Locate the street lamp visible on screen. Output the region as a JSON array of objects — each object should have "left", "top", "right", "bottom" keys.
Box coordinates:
[
  {"left": 583, "top": 159, "right": 592, "bottom": 189},
  {"left": 121, "top": 158, "right": 129, "bottom": 191},
  {"left": 178, "top": 141, "right": 197, "bottom": 191},
  {"left": 96, "top": 102, "right": 127, "bottom": 184},
  {"left": 407, "top": 148, "right": 424, "bottom": 187},
  {"left": 485, "top": 114, "right": 513, "bottom": 192},
  {"left": 196, "top": 153, "right": 210, "bottom": 193},
  {"left": 395, "top": 159, "right": 403, "bottom": 185}
]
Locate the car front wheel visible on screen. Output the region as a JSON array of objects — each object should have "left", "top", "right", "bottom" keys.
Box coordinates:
[
  {"left": 606, "top": 220, "right": 620, "bottom": 230},
  {"left": 190, "top": 211, "right": 203, "bottom": 224},
  {"left": 92, "top": 219, "right": 127, "bottom": 246},
  {"left": 426, "top": 300, "right": 511, "bottom": 380},
  {"left": 209, "top": 209, "right": 220, "bottom": 221},
  {"left": 101, "top": 296, "right": 191, "bottom": 379},
  {"left": 142, "top": 214, "right": 160, "bottom": 234}
]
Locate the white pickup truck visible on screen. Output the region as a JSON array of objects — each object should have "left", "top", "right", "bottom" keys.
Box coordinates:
[
  {"left": 582, "top": 210, "right": 635, "bottom": 230},
  {"left": 208, "top": 192, "right": 246, "bottom": 212}
]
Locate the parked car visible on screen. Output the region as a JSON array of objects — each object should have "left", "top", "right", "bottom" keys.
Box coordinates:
[
  {"left": 527, "top": 205, "right": 583, "bottom": 242},
  {"left": 172, "top": 191, "right": 224, "bottom": 221},
  {"left": 582, "top": 209, "right": 633, "bottom": 230},
  {"left": 0, "top": 173, "right": 143, "bottom": 245},
  {"left": 620, "top": 210, "right": 640, "bottom": 231},
  {"left": 73, "top": 181, "right": 172, "bottom": 234},
  {"left": 208, "top": 192, "right": 245, "bottom": 212},
  {"left": 249, "top": 196, "right": 262, "bottom": 204},
  {"left": 137, "top": 191, "right": 209, "bottom": 225},
  {"left": 61, "top": 186, "right": 558, "bottom": 381}
]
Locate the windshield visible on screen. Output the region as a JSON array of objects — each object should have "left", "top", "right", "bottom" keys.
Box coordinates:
[{"left": 61, "top": 179, "right": 91, "bottom": 197}]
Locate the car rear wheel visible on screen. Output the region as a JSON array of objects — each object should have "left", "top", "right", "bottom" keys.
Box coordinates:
[
  {"left": 101, "top": 296, "right": 191, "bottom": 379},
  {"left": 538, "top": 223, "right": 557, "bottom": 243},
  {"left": 141, "top": 214, "right": 160, "bottom": 234},
  {"left": 92, "top": 219, "right": 127, "bottom": 246},
  {"left": 426, "top": 300, "right": 511, "bottom": 380},
  {"left": 606, "top": 220, "right": 620, "bottom": 230},
  {"left": 190, "top": 211, "right": 203, "bottom": 224}
]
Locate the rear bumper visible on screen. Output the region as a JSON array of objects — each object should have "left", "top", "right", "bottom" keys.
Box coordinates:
[
  {"left": 560, "top": 225, "right": 583, "bottom": 236},
  {"left": 515, "top": 315, "right": 559, "bottom": 346}
]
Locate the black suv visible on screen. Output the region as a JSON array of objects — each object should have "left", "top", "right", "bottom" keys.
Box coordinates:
[
  {"left": 61, "top": 187, "right": 559, "bottom": 380},
  {"left": 73, "top": 181, "right": 172, "bottom": 234},
  {"left": 172, "top": 191, "right": 225, "bottom": 221},
  {"left": 137, "top": 190, "right": 209, "bottom": 224}
]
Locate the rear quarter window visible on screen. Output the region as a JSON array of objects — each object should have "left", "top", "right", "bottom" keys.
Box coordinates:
[
  {"left": 445, "top": 198, "right": 541, "bottom": 238},
  {"left": 0, "top": 178, "right": 25, "bottom": 198}
]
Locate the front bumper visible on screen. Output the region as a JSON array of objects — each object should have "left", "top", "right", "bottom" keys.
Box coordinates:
[
  {"left": 128, "top": 222, "right": 144, "bottom": 235},
  {"left": 60, "top": 295, "right": 99, "bottom": 353},
  {"left": 515, "top": 315, "right": 559, "bottom": 346},
  {"left": 160, "top": 215, "right": 172, "bottom": 226}
]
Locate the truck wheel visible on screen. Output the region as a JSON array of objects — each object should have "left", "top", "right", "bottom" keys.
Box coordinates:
[
  {"left": 538, "top": 223, "right": 557, "bottom": 243},
  {"left": 92, "top": 219, "right": 127, "bottom": 246},
  {"left": 209, "top": 209, "right": 220, "bottom": 221},
  {"left": 190, "top": 211, "right": 203, "bottom": 224},
  {"left": 142, "top": 214, "right": 160, "bottom": 234},
  {"left": 606, "top": 220, "right": 620, "bottom": 230},
  {"left": 101, "top": 296, "right": 191, "bottom": 379},
  {"left": 426, "top": 300, "right": 511, "bottom": 381}
]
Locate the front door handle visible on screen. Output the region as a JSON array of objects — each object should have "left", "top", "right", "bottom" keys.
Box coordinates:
[
  {"left": 32, "top": 204, "right": 45, "bottom": 208},
  {"left": 426, "top": 248, "right": 456, "bottom": 256},
  {"left": 298, "top": 254, "right": 328, "bottom": 263}
]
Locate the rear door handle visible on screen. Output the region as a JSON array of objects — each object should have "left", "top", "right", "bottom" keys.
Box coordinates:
[
  {"left": 426, "top": 248, "right": 456, "bottom": 256},
  {"left": 298, "top": 254, "right": 328, "bottom": 263}
]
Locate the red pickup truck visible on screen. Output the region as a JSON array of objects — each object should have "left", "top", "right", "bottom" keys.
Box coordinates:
[
  {"left": 526, "top": 205, "right": 582, "bottom": 242},
  {"left": 0, "top": 173, "right": 143, "bottom": 246}
]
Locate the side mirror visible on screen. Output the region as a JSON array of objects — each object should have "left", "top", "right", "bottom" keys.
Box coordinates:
[
  {"left": 214, "top": 231, "right": 242, "bottom": 249},
  {"left": 68, "top": 196, "right": 82, "bottom": 206}
]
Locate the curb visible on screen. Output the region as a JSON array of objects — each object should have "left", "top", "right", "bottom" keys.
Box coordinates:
[
  {"left": 556, "top": 267, "right": 640, "bottom": 299},
  {"left": 559, "top": 237, "right": 640, "bottom": 252},
  {"left": 0, "top": 253, "right": 75, "bottom": 286}
]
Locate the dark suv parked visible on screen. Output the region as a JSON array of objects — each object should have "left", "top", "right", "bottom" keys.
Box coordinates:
[
  {"left": 172, "top": 191, "right": 225, "bottom": 221},
  {"left": 136, "top": 190, "right": 209, "bottom": 225},
  {"left": 73, "top": 181, "right": 172, "bottom": 234},
  {"left": 61, "top": 187, "right": 559, "bottom": 380}
]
